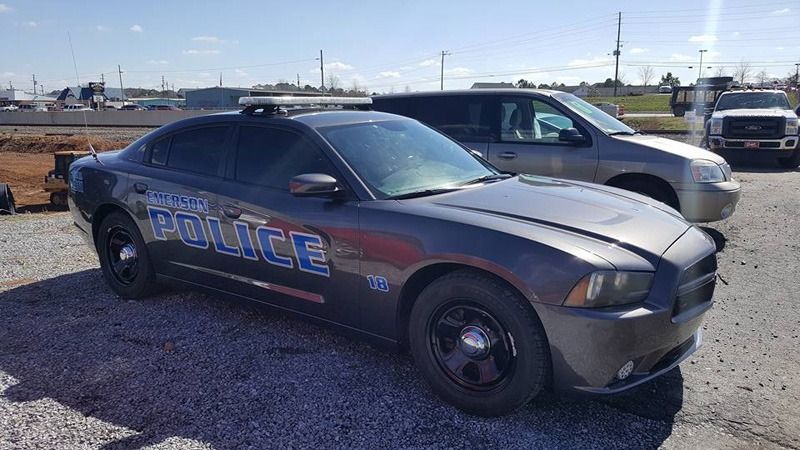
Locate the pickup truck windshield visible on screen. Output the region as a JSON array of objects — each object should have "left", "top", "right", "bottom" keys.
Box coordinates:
[
  {"left": 552, "top": 92, "right": 636, "bottom": 135},
  {"left": 715, "top": 92, "right": 791, "bottom": 111}
]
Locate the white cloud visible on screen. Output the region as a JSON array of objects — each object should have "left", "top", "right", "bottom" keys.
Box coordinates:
[
  {"left": 0, "top": 4, "right": 13, "bottom": 13},
  {"left": 629, "top": 48, "right": 649, "bottom": 54},
  {"left": 670, "top": 53, "right": 695, "bottom": 62},
  {"left": 234, "top": 68, "right": 248, "bottom": 76},
  {"left": 445, "top": 67, "right": 472, "bottom": 77},
  {"left": 2, "top": 71, "right": 15, "bottom": 77},
  {"left": 192, "top": 36, "right": 220, "bottom": 43},
  {"left": 731, "top": 31, "right": 740, "bottom": 37},
  {"left": 568, "top": 56, "right": 613, "bottom": 66},
  {"left": 130, "top": 24, "right": 143, "bottom": 32},
  {"left": 324, "top": 61, "right": 353, "bottom": 71},
  {"left": 776, "top": 46, "right": 785, "bottom": 51},
  {"left": 147, "top": 59, "right": 169, "bottom": 65},
  {"left": 418, "top": 59, "right": 439, "bottom": 67},
  {"left": 688, "top": 34, "right": 717, "bottom": 43},
  {"left": 96, "top": 25, "right": 109, "bottom": 31},
  {"left": 772, "top": 8, "right": 790, "bottom": 15},
  {"left": 378, "top": 71, "right": 401, "bottom": 78},
  {"left": 183, "top": 49, "right": 220, "bottom": 55}
]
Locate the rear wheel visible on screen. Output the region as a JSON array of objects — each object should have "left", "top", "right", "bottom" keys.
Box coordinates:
[
  {"left": 777, "top": 149, "right": 800, "bottom": 169},
  {"left": 0, "top": 183, "right": 15, "bottom": 215},
  {"left": 672, "top": 106, "right": 686, "bottom": 117},
  {"left": 408, "top": 270, "right": 549, "bottom": 416},
  {"left": 96, "top": 211, "right": 158, "bottom": 298}
]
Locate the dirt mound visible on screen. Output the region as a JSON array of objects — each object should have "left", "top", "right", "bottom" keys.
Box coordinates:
[{"left": 0, "top": 134, "right": 132, "bottom": 155}]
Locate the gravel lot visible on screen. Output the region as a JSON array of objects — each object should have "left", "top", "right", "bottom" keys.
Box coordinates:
[{"left": 1, "top": 162, "right": 798, "bottom": 449}]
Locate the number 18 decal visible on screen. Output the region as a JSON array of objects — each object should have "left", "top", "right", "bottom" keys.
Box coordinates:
[{"left": 367, "top": 275, "right": 389, "bottom": 292}]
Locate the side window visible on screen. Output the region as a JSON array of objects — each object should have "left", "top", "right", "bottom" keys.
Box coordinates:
[
  {"left": 499, "top": 98, "right": 575, "bottom": 144},
  {"left": 531, "top": 100, "right": 575, "bottom": 143},
  {"left": 413, "top": 96, "right": 491, "bottom": 141},
  {"left": 167, "top": 126, "right": 229, "bottom": 176},
  {"left": 150, "top": 137, "right": 170, "bottom": 166},
  {"left": 235, "top": 126, "right": 336, "bottom": 190}
]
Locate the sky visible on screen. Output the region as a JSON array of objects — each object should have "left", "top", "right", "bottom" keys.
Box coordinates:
[{"left": 0, "top": 0, "right": 798, "bottom": 94}]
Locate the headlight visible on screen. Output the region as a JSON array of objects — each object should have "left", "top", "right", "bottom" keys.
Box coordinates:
[
  {"left": 709, "top": 118, "right": 723, "bottom": 135},
  {"left": 564, "top": 271, "right": 654, "bottom": 308},
  {"left": 786, "top": 118, "right": 798, "bottom": 136},
  {"left": 691, "top": 159, "right": 725, "bottom": 183}
]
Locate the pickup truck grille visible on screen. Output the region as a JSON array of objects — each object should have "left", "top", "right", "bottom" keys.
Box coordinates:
[
  {"left": 722, "top": 117, "right": 784, "bottom": 139},
  {"left": 673, "top": 253, "right": 717, "bottom": 317}
]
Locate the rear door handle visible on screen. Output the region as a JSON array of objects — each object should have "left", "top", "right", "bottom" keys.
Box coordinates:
[
  {"left": 498, "top": 152, "right": 517, "bottom": 159},
  {"left": 222, "top": 205, "right": 242, "bottom": 219},
  {"left": 133, "top": 182, "right": 148, "bottom": 194}
]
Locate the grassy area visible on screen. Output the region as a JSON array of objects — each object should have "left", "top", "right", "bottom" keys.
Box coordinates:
[
  {"left": 585, "top": 94, "right": 670, "bottom": 113},
  {"left": 621, "top": 116, "right": 690, "bottom": 132}
]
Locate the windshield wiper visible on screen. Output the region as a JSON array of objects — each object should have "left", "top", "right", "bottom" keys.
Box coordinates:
[
  {"left": 386, "top": 187, "right": 464, "bottom": 200},
  {"left": 460, "top": 173, "right": 512, "bottom": 186},
  {"left": 608, "top": 130, "right": 638, "bottom": 136}
]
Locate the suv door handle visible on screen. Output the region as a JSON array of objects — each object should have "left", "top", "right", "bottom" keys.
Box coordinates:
[
  {"left": 222, "top": 205, "right": 242, "bottom": 219},
  {"left": 133, "top": 182, "right": 148, "bottom": 194},
  {"left": 498, "top": 152, "right": 517, "bottom": 159}
]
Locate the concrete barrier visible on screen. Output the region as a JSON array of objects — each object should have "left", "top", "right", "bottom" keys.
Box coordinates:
[{"left": 0, "top": 110, "right": 224, "bottom": 127}]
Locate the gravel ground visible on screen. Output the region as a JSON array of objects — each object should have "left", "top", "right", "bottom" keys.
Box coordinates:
[{"left": 1, "top": 164, "right": 798, "bottom": 449}]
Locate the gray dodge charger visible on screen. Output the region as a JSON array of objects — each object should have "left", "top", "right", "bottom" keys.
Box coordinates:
[{"left": 69, "top": 97, "right": 717, "bottom": 416}]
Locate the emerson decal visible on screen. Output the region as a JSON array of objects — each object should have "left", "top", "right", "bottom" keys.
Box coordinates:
[{"left": 146, "top": 193, "right": 328, "bottom": 277}]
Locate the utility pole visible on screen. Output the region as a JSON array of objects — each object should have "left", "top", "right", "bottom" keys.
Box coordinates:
[
  {"left": 117, "top": 65, "right": 125, "bottom": 103},
  {"left": 100, "top": 73, "right": 105, "bottom": 83},
  {"left": 40, "top": 85, "right": 44, "bottom": 95},
  {"left": 440, "top": 50, "right": 451, "bottom": 90},
  {"left": 297, "top": 73, "right": 301, "bottom": 88},
  {"left": 698, "top": 49, "right": 708, "bottom": 80},
  {"left": 32, "top": 74, "right": 37, "bottom": 94},
  {"left": 613, "top": 12, "right": 621, "bottom": 97},
  {"left": 161, "top": 75, "right": 165, "bottom": 95},
  {"left": 319, "top": 49, "right": 325, "bottom": 92},
  {"left": 795, "top": 63, "right": 799, "bottom": 89}
]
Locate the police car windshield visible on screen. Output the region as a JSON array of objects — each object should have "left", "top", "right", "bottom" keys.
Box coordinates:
[
  {"left": 553, "top": 92, "right": 636, "bottom": 135},
  {"left": 715, "top": 92, "right": 791, "bottom": 111},
  {"left": 319, "top": 119, "right": 497, "bottom": 199}
]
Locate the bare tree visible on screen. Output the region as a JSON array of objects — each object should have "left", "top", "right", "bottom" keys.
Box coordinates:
[
  {"left": 756, "top": 70, "right": 769, "bottom": 87},
  {"left": 326, "top": 74, "right": 341, "bottom": 92},
  {"left": 638, "top": 65, "right": 655, "bottom": 91},
  {"left": 733, "top": 60, "right": 752, "bottom": 85},
  {"left": 714, "top": 66, "right": 726, "bottom": 77}
]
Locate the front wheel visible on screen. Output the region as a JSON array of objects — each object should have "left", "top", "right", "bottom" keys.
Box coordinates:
[
  {"left": 777, "top": 149, "right": 800, "bottom": 169},
  {"left": 408, "top": 270, "right": 550, "bottom": 416},
  {"left": 96, "top": 211, "right": 158, "bottom": 298}
]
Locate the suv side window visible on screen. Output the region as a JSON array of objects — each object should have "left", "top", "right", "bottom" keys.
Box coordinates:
[
  {"left": 412, "top": 96, "right": 491, "bottom": 142},
  {"left": 163, "top": 126, "right": 229, "bottom": 176},
  {"left": 235, "top": 126, "right": 337, "bottom": 190},
  {"left": 499, "top": 98, "right": 575, "bottom": 144}
]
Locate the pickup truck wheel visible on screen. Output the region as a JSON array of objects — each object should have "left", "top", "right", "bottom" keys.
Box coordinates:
[
  {"left": 777, "top": 149, "right": 800, "bottom": 169},
  {"left": 408, "top": 270, "right": 549, "bottom": 416},
  {"left": 97, "top": 211, "right": 158, "bottom": 298}
]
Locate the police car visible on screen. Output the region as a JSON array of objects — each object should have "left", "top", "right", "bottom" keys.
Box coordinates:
[{"left": 69, "top": 96, "right": 717, "bottom": 416}]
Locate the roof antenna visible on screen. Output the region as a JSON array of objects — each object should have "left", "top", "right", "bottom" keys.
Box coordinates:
[{"left": 67, "top": 31, "right": 101, "bottom": 165}]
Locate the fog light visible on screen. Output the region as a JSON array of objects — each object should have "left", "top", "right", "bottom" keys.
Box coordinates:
[
  {"left": 616, "top": 360, "right": 635, "bottom": 380},
  {"left": 786, "top": 140, "right": 796, "bottom": 148},
  {"left": 721, "top": 203, "right": 733, "bottom": 219}
]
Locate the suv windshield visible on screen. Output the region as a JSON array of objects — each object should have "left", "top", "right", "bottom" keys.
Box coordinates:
[
  {"left": 716, "top": 92, "right": 791, "bottom": 111},
  {"left": 552, "top": 92, "right": 636, "bottom": 135},
  {"left": 319, "top": 119, "right": 498, "bottom": 199}
]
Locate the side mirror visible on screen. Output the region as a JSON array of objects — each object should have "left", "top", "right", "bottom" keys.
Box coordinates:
[
  {"left": 289, "top": 173, "right": 342, "bottom": 197},
  {"left": 558, "top": 128, "right": 586, "bottom": 145}
]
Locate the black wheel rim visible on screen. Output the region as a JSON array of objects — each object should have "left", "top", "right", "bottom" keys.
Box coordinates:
[
  {"left": 429, "top": 303, "right": 515, "bottom": 391},
  {"left": 106, "top": 227, "right": 139, "bottom": 285}
]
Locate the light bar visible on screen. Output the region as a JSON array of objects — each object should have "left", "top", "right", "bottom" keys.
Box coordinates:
[{"left": 238, "top": 96, "right": 372, "bottom": 106}]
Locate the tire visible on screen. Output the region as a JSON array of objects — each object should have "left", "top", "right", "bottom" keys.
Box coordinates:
[
  {"left": 408, "top": 270, "right": 550, "bottom": 416},
  {"left": 96, "top": 211, "right": 158, "bottom": 298},
  {"left": 672, "top": 106, "right": 686, "bottom": 117},
  {"left": 0, "top": 183, "right": 15, "bottom": 215},
  {"left": 611, "top": 177, "right": 680, "bottom": 211},
  {"left": 777, "top": 149, "right": 800, "bottom": 169}
]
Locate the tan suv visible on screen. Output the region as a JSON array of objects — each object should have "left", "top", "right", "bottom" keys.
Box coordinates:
[{"left": 372, "top": 89, "right": 741, "bottom": 222}]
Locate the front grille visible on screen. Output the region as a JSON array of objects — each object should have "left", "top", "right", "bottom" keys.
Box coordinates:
[
  {"left": 674, "top": 253, "right": 717, "bottom": 317},
  {"left": 723, "top": 117, "right": 784, "bottom": 139},
  {"left": 725, "top": 141, "right": 781, "bottom": 149}
]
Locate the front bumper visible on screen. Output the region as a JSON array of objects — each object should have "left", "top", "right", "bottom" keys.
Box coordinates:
[
  {"left": 708, "top": 135, "right": 798, "bottom": 151},
  {"left": 533, "top": 226, "right": 715, "bottom": 393},
  {"left": 674, "top": 181, "right": 741, "bottom": 223}
]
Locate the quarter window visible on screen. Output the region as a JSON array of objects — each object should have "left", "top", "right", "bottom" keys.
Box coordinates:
[
  {"left": 164, "top": 126, "right": 229, "bottom": 176},
  {"left": 412, "top": 96, "right": 491, "bottom": 141},
  {"left": 150, "top": 137, "right": 170, "bottom": 166},
  {"left": 235, "top": 126, "right": 336, "bottom": 190}
]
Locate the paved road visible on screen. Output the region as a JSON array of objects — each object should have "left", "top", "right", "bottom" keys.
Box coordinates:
[{"left": 0, "top": 163, "right": 798, "bottom": 449}]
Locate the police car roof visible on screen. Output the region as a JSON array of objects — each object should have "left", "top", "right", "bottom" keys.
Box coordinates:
[{"left": 207, "top": 108, "right": 405, "bottom": 128}]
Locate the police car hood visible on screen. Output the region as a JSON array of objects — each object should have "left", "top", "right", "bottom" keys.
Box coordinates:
[
  {"left": 428, "top": 175, "right": 690, "bottom": 259},
  {"left": 711, "top": 108, "right": 796, "bottom": 119}
]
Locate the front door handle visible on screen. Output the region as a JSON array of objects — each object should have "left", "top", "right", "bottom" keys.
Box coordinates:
[
  {"left": 133, "top": 182, "right": 148, "bottom": 194},
  {"left": 498, "top": 152, "right": 517, "bottom": 159},
  {"left": 222, "top": 205, "right": 242, "bottom": 219}
]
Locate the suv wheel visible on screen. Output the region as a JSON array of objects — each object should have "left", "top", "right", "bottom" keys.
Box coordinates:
[
  {"left": 97, "top": 211, "right": 158, "bottom": 298},
  {"left": 777, "top": 149, "right": 800, "bottom": 169},
  {"left": 408, "top": 270, "right": 549, "bottom": 416}
]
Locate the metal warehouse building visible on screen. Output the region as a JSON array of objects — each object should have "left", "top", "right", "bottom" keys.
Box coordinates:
[{"left": 184, "top": 87, "right": 320, "bottom": 109}]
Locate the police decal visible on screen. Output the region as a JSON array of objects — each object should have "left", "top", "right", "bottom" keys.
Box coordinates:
[{"left": 146, "top": 191, "right": 329, "bottom": 277}]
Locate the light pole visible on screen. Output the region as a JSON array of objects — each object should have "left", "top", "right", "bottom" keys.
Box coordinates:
[
  {"left": 795, "top": 63, "right": 799, "bottom": 89},
  {"left": 698, "top": 49, "right": 708, "bottom": 80}
]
